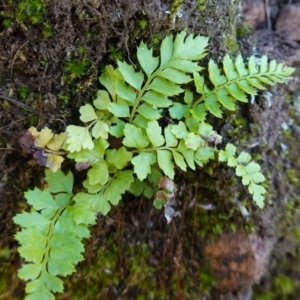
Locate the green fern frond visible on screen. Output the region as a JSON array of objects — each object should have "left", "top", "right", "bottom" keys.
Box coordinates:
[
  {"left": 192, "top": 54, "right": 295, "bottom": 118},
  {"left": 14, "top": 170, "right": 96, "bottom": 300}
]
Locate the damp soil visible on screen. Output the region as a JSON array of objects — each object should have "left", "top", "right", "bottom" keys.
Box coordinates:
[{"left": 1, "top": 1, "right": 300, "bottom": 299}]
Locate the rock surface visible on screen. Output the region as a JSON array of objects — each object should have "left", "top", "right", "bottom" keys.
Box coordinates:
[
  {"left": 204, "top": 231, "right": 271, "bottom": 292},
  {"left": 276, "top": 4, "right": 300, "bottom": 40},
  {"left": 241, "top": 0, "right": 266, "bottom": 27}
]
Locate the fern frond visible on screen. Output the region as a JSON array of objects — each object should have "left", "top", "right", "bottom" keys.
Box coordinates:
[
  {"left": 14, "top": 170, "right": 96, "bottom": 300},
  {"left": 193, "top": 54, "right": 295, "bottom": 117}
]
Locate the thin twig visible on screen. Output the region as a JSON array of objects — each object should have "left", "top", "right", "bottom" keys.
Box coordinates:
[
  {"left": 0, "top": 115, "right": 33, "bottom": 132},
  {"left": 0, "top": 95, "right": 39, "bottom": 114},
  {"left": 265, "top": 0, "right": 271, "bottom": 30},
  {"left": 10, "top": 40, "right": 29, "bottom": 77}
]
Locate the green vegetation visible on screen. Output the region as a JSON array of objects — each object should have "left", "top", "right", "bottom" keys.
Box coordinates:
[
  {"left": 19, "top": 86, "right": 30, "bottom": 99},
  {"left": 1, "top": 0, "right": 46, "bottom": 26},
  {"left": 66, "top": 59, "right": 90, "bottom": 80},
  {"left": 14, "top": 31, "right": 294, "bottom": 299}
]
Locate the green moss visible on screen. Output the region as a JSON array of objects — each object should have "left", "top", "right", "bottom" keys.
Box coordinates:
[
  {"left": 224, "top": 34, "right": 238, "bottom": 54},
  {"left": 237, "top": 23, "right": 255, "bottom": 39},
  {"left": 107, "top": 44, "right": 124, "bottom": 62},
  {"left": 1, "top": 0, "right": 46, "bottom": 26},
  {"left": 42, "top": 22, "right": 52, "bottom": 38},
  {"left": 138, "top": 18, "right": 149, "bottom": 31},
  {"left": 18, "top": 86, "right": 30, "bottom": 99},
  {"left": 66, "top": 59, "right": 90, "bottom": 80}
]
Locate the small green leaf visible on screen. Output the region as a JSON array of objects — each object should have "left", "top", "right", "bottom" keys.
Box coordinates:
[
  {"left": 186, "top": 115, "right": 201, "bottom": 132},
  {"left": 100, "top": 65, "right": 121, "bottom": 100},
  {"left": 193, "top": 72, "right": 210, "bottom": 95},
  {"left": 92, "top": 120, "right": 109, "bottom": 139},
  {"left": 227, "top": 156, "right": 237, "bottom": 167},
  {"left": 146, "top": 120, "right": 165, "bottom": 147},
  {"left": 235, "top": 55, "right": 248, "bottom": 77},
  {"left": 208, "top": 59, "right": 227, "bottom": 87},
  {"left": 117, "top": 61, "right": 144, "bottom": 90},
  {"left": 45, "top": 170, "right": 73, "bottom": 194},
  {"left": 87, "top": 162, "right": 109, "bottom": 185},
  {"left": 171, "top": 121, "right": 188, "bottom": 139},
  {"left": 157, "top": 67, "right": 192, "bottom": 84},
  {"left": 109, "top": 119, "right": 125, "bottom": 138},
  {"left": 245, "top": 161, "right": 261, "bottom": 173},
  {"left": 132, "top": 152, "right": 156, "bottom": 180},
  {"left": 190, "top": 103, "right": 207, "bottom": 121},
  {"left": 137, "top": 41, "right": 159, "bottom": 76},
  {"left": 66, "top": 125, "right": 94, "bottom": 152},
  {"left": 41, "top": 272, "right": 63, "bottom": 293},
  {"left": 260, "top": 55, "right": 268, "bottom": 73},
  {"left": 108, "top": 102, "right": 130, "bottom": 117},
  {"left": 226, "top": 83, "right": 248, "bottom": 102},
  {"left": 133, "top": 114, "right": 148, "bottom": 128},
  {"left": 123, "top": 124, "right": 149, "bottom": 149},
  {"left": 248, "top": 56, "right": 258, "bottom": 74},
  {"left": 165, "top": 126, "right": 178, "bottom": 147},
  {"left": 18, "top": 264, "right": 42, "bottom": 281},
  {"left": 216, "top": 89, "right": 236, "bottom": 111},
  {"left": 115, "top": 80, "right": 137, "bottom": 102},
  {"left": 13, "top": 212, "right": 50, "bottom": 232},
  {"left": 250, "top": 172, "right": 265, "bottom": 184},
  {"left": 24, "top": 188, "right": 58, "bottom": 212},
  {"left": 237, "top": 79, "right": 257, "bottom": 95},
  {"left": 153, "top": 199, "right": 165, "bottom": 209},
  {"left": 93, "top": 90, "right": 111, "bottom": 110},
  {"left": 67, "top": 138, "right": 109, "bottom": 163},
  {"left": 223, "top": 54, "right": 238, "bottom": 81},
  {"left": 65, "top": 201, "right": 96, "bottom": 226},
  {"left": 205, "top": 94, "right": 222, "bottom": 118},
  {"left": 184, "top": 89, "right": 193, "bottom": 104},
  {"left": 172, "top": 150, "right": 187, "bottom": 171},
  {"left": 167, "top": 59, "right": 201, "bottom": 73},
  {"left": 169, "top": 103, "right": 188, "bottom": 120},
  {"left": 79, "top": 104, "right": 98, "bottom": 122},
  {"left": 157, "top": 150, "right": 175, "bottom": 179},
  {"left": 137, "top": 103, "right": 162, "bottom": 120},
  {"left": 129, "top": 178, "right": 146, "bottom": 196},
  {"left": 148, "top": 77, "right": 183, "bottom": 96},
  {"left": 177, "top": 140, "right": 195, "bottom": 170},
  {"left": 185, "top": 132, "right": 204, "bottom": 150},
  {"left": 237, "top": 151, "right": 251, "bottom": 164},
  {"left": 102, "top": 170, "right": 134, "bottom": 206},
  {"left": 194, "top": 147, "right": 215, "bottom": 166},
  {"left": 248, "top": 182, "right": 266, "bottom": 208},
  {"left": 106, "top": 147, "right": 133, "bottom": 169},
  {"left": 26, "top": 280, "right": 55, "bottom": 300},
  {"left": 141, "top": 90, "right": 172, "bottom": 108},
  {"left": 198, "top": 122, "right": 213, "bottom": 137},
  {"left": 218, "top": 143, "right": 236, "bottom": 162},
  {"left": 173, "top": 31, "right": 209, "bottom": 60},
  {"left": 247, "top": 78, "right": 266, "bottom": 90},
  {"left": 236, "top": 165, "right": 246, "bottom": 177},
  {"left": 160, "top": 34, "right": 173, "bottom": 67}
]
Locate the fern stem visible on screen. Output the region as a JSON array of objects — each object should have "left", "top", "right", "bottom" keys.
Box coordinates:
[
  {"left": 129, "top": 75, "right": 155, "bottom": 123},
  {"left": 41, "top": 206, "right": 68, "bottom": 272}
]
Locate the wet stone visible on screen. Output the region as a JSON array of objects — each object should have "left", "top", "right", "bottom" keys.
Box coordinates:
[
  {"left": 204, "top": 231, "right": 271, "bottom": 292},
  {"left": 276, "top": 4, "right": 300, "bottom": 41}
]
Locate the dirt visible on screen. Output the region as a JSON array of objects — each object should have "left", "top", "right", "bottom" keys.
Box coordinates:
[{"left": 1, "top": 0, "right": 300, "bottom": 299}]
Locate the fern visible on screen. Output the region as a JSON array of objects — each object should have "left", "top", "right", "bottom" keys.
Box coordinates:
[
  {"left": 15, "top": 31, "right": 294, "bottom": 298},
  {"left": 14, "top": 170, "right": 96, "bottom": 300},
  {"left": 191, "top": 55, "right": 294, "bottom": 118},
  {"left": 219, "top": 143, "right": 266, "bottom": 208}
]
